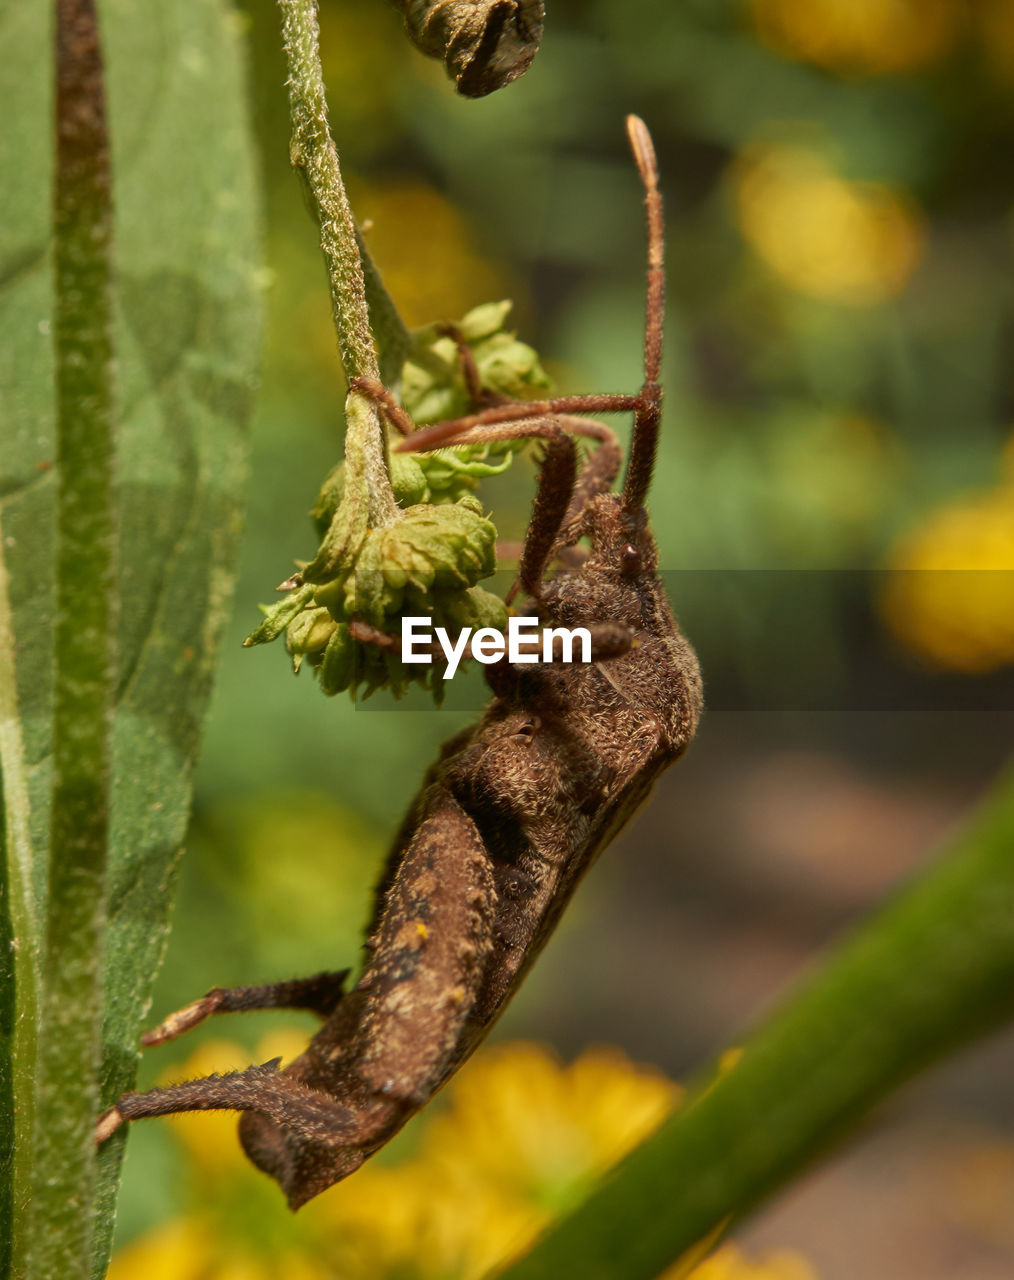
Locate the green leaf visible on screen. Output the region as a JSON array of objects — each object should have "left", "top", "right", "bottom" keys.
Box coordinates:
[
  {"left": 0, "top": 6, "right": 53, "bottom": 1272},
  {"left": 501, "top": 769, "right": 1014, "bottom": 1280},
  {"left": 0, "top": 3, "right": 260, "bottom": 1277}
]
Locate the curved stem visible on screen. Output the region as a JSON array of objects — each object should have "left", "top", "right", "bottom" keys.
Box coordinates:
[{"left": 278, "top": 0, "right": 400, "bottom": 527}]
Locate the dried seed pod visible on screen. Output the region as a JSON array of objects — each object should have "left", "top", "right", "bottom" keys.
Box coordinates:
[{"left": 391, "top": 0, "right": 544, "bottom": 97}]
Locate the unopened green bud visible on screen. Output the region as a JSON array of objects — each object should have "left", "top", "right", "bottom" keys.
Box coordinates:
[
  {"left": 388, "top": 451, "right": 429, "bottom": 506},
  {"left": 319, "top": 623, "right": 356, "bottom": 696},
  {"left": 474, "top": 330, "right": 550, "bottom": 399},
  {"left": 286, "top": 605, "right": 337, "bottom": 657},
  {"left": 458, "top": 300, "right": 513, "bottom": 343},
  {"left": 434, "top": 584, "right": 508, "bottom": 633},
  {"left": 409, "top": 442, "right": 519, "bottom": 505}
]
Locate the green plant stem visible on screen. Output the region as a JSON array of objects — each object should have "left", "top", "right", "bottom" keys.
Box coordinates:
[
  {"left": 278, "top": 0, "right": 401, "bottom": 528},
  {"left": 501, "top": 768, "right": 1014, "bottom": 1280},
  {"left": 0, "top": 538, "right": 39, "bottom": 1280},
  {"left": 27, "top": 2, "right": 117, "bottom": 1274}
]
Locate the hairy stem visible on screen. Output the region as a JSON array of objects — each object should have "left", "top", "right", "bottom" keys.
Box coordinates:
[
  {"left": 278, "top": 0, "right": 402, "bottom": 527},
  {"left": 26, "top": 1, "right": 117, "bottom": 1274},
  {"left": 0, "top": 528, "right": 38, "bottom": 1280}
]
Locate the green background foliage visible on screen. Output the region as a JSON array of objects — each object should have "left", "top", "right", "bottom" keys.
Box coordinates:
[
  {"left": 109, "top": 2, "right": 1014, "bottom": 1276},
  {"left": 115, "top": 0, "right": 1014, "bottom": 1275},
  {"left": 5, "top": 1, "right": 1014, "bottom": 1278}
]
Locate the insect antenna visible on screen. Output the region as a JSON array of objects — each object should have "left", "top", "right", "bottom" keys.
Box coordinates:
[
  {"left": 391, "top": 114, "right": 668, "bottom": 515},
  {"left": 621, "top": 114, "right": 666, "bottom": 513}
]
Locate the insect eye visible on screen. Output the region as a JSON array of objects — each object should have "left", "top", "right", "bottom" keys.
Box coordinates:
[{"left": 620, "top": 544, "right": 642, "bottom": 574}]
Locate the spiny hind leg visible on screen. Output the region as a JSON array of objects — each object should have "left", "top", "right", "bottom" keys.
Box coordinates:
[
  {"left": 140, "top": 969, "right": 350, "bottom": 1047},
  {"left": 95, "top": 1057, "right": 358, "bottom": 1147},
  {"left": 95, "top": 1056, "right": 390, "bottom": 1208}
]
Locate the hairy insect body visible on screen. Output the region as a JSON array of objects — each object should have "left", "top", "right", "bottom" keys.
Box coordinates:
[
  {"left": 233, "top": 501, "right": 701, "bottom": 1206},
  {"left": 98, "top": 116, "right": 703, "bottom": 1211}
]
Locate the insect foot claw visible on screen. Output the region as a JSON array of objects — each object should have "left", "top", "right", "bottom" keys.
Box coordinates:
[
  {"left": 94, "top": 1106, "right": 124, "bottom": 1145},
  {"left": 140, "top": 991, "right": 224, "bottom": 1047}
]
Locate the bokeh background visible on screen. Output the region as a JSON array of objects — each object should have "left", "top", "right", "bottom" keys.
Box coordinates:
[{"left": 110, "top": 1, "right": 1014, "bottom": 1277}]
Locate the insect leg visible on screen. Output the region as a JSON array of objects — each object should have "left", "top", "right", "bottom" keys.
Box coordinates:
[
  {"left": 344, "top": 794, "right": 497, "bottom": 1100},
  {"left": 227, "top": 796, "right": 497, "bottom": 1207},
  {"left": 485, "top": 621, "right": 634, "bottom": 700},
  {"left": 95, "top": 1058, "right": 358, "bottom": 1147},
  {"left": 347, "top": 376, "right": 415, "bottom": 435},
  {"left": 394, "top": 392, "right": 644, "bottom": 452},
  {"left": 348, "top": 620, "right": 493, "bottom": 676},
  {"left": 139, "top": 970, "right": 350, "bottom": 1047},
  {"left": 396, "top": 415, "right": 616, "bottom": 599},
  {"left": 623, "top": 114, "right": 665, "bottom": 511},
  {"left": 347, "top": 618, "right": 451, "bottom": 659},
  {"left": 433, "top": 321, "right": 488, "bottom": 407},
  {"left": 557, "top": 419, "right": 623, "bottom": 524}
]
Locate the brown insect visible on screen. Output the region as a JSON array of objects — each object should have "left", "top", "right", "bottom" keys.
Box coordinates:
[{"left": 96, "top": 116, "right": 703, "bottom": 1209}]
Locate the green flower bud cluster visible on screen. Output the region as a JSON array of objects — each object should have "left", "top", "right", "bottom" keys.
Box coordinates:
[
  {"left": 248, "top": 498, "right": 505, "bottom": 701},
  {"left": 402, "top": 299, "right": 551, "bottom": 426},
  {"left": 320, "top": 582, "right": 506, "bottom": 703},
  {"left": 245, "top": 300, "right": 545, "bottom": 702},
  {"left": 309, "top": 300, "right": 544, "bottom": 519},
  {"left": 316, "top": 497, "right": 496, "bottom": 621},
  {"left": 312, "top": 441, "right": 519, "bottom": 530}
]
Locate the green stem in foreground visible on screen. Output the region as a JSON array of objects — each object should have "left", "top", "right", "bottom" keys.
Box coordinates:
[
  {"left": 27, "top": 2, "right": 117, "bottom": 1275},
  {"left": 502, "top": 768, "right": 1014, "bottom": 1280},
  {"left": 0, "top": 524, "right": 39, "bottom": 1280},
  {"left": 278, "top": 0, "right": 401, "bottom": 528}
]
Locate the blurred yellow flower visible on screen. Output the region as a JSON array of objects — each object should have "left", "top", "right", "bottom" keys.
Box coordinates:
[
  {"left": 415, "top": 1041, "right": 679, "bottom": 1206},
  {"left": 350, "top": 180, "right": 515, "bottom": 329},
  {"left": 676, "top": 1243, "right": 819, "bottom": 1280},
  {"left": 109, "top": 1219, "right": 212, "bottom": 1280},
  {"left": 320, "top": 1157, "right": 543, "bottom": 1280},
  {"left": 881, "top": 484, "right": 1014, "bottom": 672},
  {"left": 734, "top": 144, "right": 924, "bottom": 306},
  {"left": 978, "top": 0, "right": 1014, "bottom": 84},
  {"left": 110, "top": 1037, "right": 814, "bottom": 1280},
  {"left": 108, "top": 1213, "right": 325, "bottom": 1280},
  {"left": 318, "top": 1041, "right": 680, "bottom": 1278},
  {"left": 749, "top": 0, "right": 962, "bottom": 75}
]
